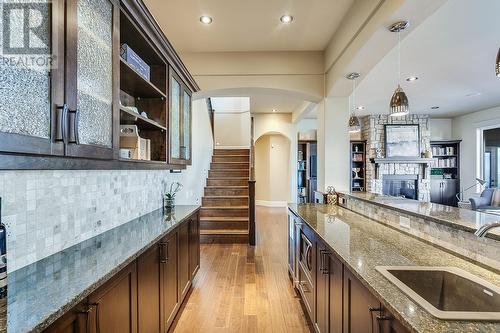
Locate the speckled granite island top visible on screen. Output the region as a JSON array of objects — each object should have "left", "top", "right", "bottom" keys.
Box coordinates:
[
  {"left": 288, "top": 203, "right": 500, "bottom": 333},
  {"left": 341, "top": 191, "right": 500, "bottom": 240},
  {"left": 7, "top": 205, "right": 199, "bottom": 333}
]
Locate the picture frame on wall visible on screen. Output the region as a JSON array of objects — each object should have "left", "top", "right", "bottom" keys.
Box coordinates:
[{"left": 384, "top": 124, "right": 420, "bottom": 158}]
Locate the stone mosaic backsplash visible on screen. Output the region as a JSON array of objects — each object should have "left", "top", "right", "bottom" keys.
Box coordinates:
[
  {"left": 338, "top": 193, "right": 500, "bottom": 271},
  {"left": 0, "top": 170, "right": 204, "bottom": 272}
]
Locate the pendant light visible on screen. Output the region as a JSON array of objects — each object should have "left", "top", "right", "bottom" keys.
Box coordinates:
[
  {"left": 496, "top": 47, "right": 500, "bottom": 77},
  {"left": 347, "top": 72, "right": 361, "bottom": 133},
  {"left": 389, "top": 21, "right": 410, "bottom": 117}
]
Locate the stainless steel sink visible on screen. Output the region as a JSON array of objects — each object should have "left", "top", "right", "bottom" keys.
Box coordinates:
[{"left": 376, "top": 266, "right": 500, "bottom": 321}]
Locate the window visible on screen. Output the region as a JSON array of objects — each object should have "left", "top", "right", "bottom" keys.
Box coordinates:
[{"left": 479, "top": 127, "right": 500, "bottom": 188}]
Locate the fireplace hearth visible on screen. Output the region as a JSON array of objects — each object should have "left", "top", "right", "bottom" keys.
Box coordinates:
[{"left": 383, "top": 174, "right": 419, "bottom": 200}]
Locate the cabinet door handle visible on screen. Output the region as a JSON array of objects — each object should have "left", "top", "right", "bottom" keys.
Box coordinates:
[
  {"left": 159, "top": 242, "right": 168, "bottom": 263},
  {"left": 376, "top": 315, "right": 391, "bottom": 333},
  {"left": 321, "top": 251, "right": 330, "bottom": 275},
  {"left": 68, "top": 108, "right": 79, "bottom": 144},
  {"left": 55, "top": 104, "right": 68, "bottom": 143}
]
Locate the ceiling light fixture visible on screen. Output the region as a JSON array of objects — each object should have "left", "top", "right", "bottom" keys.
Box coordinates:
[
  {"left": 496, "top": 48, "right": 500, "bottom": 77},
  {"left": 356, "top": 106, "right": 365, "bottom": 110},
  {"left": 346, "top": 72, "right": 361, "bottom": 133},
  {"left": 272, "top": 109, "right": 277, "bottom": 113},
  {"left": 280, "top": 15, "right": 293, "bottom": 24},
  {"left": 406, "top": 76, "right": 418, "bottom": 82},
  {"left": 389, "top": 21, "right": 410, "bottom": 117},
  {"left": 199, "top": 16, "right": 213, "bottom": 24},
  {"left": 430, "top": 106, "right": 439, "bottom": 110}
]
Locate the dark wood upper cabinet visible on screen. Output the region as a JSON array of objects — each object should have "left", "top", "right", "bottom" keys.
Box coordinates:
[
  {"left": 64, "top": 0, "right": 120, "bottom": 160},
  {"left": 0, "top": 0, "right": 65, "bottom": 156},
  {"left": 0, "top": 0, "right": 198, "bottom": 170},
  {"left": 168, "top": 69, "right": 192, "bottom": 165},
  {"left": 87, "top": 262, "right": 138, "bottom": 333}
]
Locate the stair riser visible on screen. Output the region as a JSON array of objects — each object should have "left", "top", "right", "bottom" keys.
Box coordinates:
[
  {"left": 213, "top": 149, "right": 250, "bottom": 156},
  {"left": 209, "top": 170, "right": 249, "bottom": 178},
  {"left": 200, "top": 208, "right": 249, "bottom": 217},
  {"left": 207, "top": 179, "right": 248, "bottom": 186},
  {"left": 204, "top": 188, "right": 249, "bottom": 196},
  {"left": 202, "top": 197, "right": 248, "bottom": 207},
  {"left": 200, "top": 234, "right": 249, "bottom": 244},
  {"left": 210, "top": 163, "right": 249, "bottom": 170},
  {"left": 200, "top": 221, "right": 248, "bottom": 230},
  {"left": 212, "top": 155, "right": 249, "bottom": 163}
]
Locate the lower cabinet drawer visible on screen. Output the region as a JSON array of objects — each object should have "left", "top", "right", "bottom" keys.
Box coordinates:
[{"left": 298, "top": 261, "right": 314, "bottom": 318}]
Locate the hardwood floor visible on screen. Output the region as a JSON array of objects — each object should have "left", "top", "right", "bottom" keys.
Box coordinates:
[{"left": 171, "top": 206, "right": 313, "bottom": 333}]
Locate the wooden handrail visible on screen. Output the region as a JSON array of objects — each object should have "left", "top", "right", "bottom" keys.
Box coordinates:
[{"left": 248, "top": 117, "right": 256, "bottom": 245}]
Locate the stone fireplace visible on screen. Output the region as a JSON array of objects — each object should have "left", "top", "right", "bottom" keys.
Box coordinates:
[{"left": 361, "top": 115, "right": 431, "bottom": 201}]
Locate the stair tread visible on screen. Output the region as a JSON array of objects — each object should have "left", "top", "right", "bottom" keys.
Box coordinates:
[
  {"left": 200, "top": 216, "right": 249, "bottom": 221},
  {"left": 205, "top": 186, "right": 248, "bottom": 188},
  {"left": 201, "top": 206, "right": 248, "bottom": 209},
  {"left": 200, "top": 229, "right": 249, "bottom": 235},
  {"left": 203, "top": 195, "right": 249, "bottom": 198}
]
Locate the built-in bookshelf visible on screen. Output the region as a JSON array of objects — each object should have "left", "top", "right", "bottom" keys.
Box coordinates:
[
  {"left": 297, "top": 141, "right": 317, "bottom": 203},
  {"left": 350, "top": 141, "right": 366, "bottom": 192},
  {"left": 430, "top": 140, "right": 461, "bottom": 206}
]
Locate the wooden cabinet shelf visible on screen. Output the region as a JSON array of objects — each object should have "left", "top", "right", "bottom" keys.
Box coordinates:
[
  {"left": 120, "top": 59, "right": 167, "bottom": 99},
  {"left": 120, "top": 107, "right": 167, "bottom": 131}
]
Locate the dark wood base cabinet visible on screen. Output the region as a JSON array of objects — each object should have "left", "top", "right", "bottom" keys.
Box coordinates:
[
  {"left": 44, "top": 211, "right": 200, "bottom": 333},
  {"left": 288, "top": 209, "right": 410, "bottom": 333}
]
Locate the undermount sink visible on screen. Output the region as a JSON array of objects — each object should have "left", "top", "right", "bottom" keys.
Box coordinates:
[{"left": 376, "top": 266, "right": 500, "bottom": 321}]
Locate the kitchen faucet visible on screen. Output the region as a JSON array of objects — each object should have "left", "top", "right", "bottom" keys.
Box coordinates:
[{"left": 474, "top": 222, "right": 500, "bottom": 237}]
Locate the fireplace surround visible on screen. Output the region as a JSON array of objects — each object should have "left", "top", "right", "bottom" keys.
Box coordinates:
[{"left": 383, "top": 174, "right": 419, "bottom": 200}]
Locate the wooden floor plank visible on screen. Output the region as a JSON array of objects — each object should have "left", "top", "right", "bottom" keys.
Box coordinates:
[{"left": 171, "top": 206, "right": 313, "bottom": 333}]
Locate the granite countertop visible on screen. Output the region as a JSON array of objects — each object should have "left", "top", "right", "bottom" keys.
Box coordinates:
[
  {"left": 6, "top": 205, "right": 199, "bottom": 333},
  {"left": 341, "top": 191, "right": 500, "bottom": 240},
  {"left": 288, "top": 203, "right": 500, "bottom": 333}
]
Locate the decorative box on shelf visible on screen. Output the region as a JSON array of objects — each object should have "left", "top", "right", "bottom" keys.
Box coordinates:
[
  {"left": 120, "top": 43, "right": 151, "bottom": 81},
  {"left": 119, "top": 125, "right": 151, "bottom": 160}
]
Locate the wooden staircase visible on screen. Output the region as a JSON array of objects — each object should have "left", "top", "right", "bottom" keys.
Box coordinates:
[{"left": 200, "top": 149, "right": 250, "bottom": 243}]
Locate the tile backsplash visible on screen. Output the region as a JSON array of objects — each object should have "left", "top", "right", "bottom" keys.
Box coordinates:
[{"left": 0, "top": 170, "right": 200, "bottom": 272}]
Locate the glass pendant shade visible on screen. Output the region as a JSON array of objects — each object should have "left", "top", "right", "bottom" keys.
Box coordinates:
[
  {"left": 348, "top": 115, "right": 361, "bottom": 133},
  {"left": 389, "top": 85, "right": 409, "bottom": 117},
  {"left": 496, "top": 48, "right": 500, "bottom": 78}
]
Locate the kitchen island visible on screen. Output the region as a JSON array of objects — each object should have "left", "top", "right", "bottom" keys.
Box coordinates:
[{"left": 288, "top": 203, "right": 499, "bottom": 333}]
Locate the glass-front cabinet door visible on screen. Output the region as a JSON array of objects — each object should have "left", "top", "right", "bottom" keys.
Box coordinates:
[
  {"left": 169, "top": 69, "right": 192, "bottom": 165},
  {"left": 0, "top": 0, "right": 65, "bottom": 155},
  {"left": 65, "top": 0, "right": 118, "bottom": 159}
]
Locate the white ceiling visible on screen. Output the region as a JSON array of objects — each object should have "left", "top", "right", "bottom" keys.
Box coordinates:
[
  {"left": 354, "top": 0, "right": 500, "bottom": 118},
  {"left": 143, "top": 0, "right": 354, "bottom": 52}
]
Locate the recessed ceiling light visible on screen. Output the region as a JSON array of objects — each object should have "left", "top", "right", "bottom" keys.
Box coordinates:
[
  {"left": 465, "top": 92, "right": 481, "bottom": 97},
  {"left": 272, "top": 109, "right": 277, "bottom": 112},
  {"left": 406, "top": 76, "right": 419, "bottom": 82},
  {"left": 430, "top": 106, "right": 439, "bottom": 109},
  {"left": 200, "top": 16, "right": 213, "bottom": 24},
  {"left": 356, "top": 106, "right": 365, "bottom": 110},
  {"left": 280, "top": 15, "right": 293, "bottom": 24}
]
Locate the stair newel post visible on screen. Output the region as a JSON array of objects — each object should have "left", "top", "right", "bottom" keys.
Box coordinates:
[{"left": 249, "top": 117, "right": 256, "bottom": 246}]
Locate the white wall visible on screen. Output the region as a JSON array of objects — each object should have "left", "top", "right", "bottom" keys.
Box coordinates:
[
  {"left": 255, "top": 134, "right": 291, "bottom": 205},
  {"left": 214, "top": 112, "right": 251, "bottom": 148},
  {"left": 318, "top": 97, "right": 350, "bottom": 192},
  {"left": 429, "top": 118, "right": 452, "bottom": 140},
  {"left": 452, "top": 105, "right": 500, "bottom": 195}
]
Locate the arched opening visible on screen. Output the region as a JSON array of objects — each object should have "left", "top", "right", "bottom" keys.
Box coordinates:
[{"left": 254, "top": 132, "right": 292, "bottom": 206}]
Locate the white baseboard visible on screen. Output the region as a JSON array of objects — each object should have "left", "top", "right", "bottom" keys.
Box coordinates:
[
  {"left": 215, "top": 145, "right": 250, "bottom": 149},
  {"left": 256, "top": 200, "right": 288, "bottom": 207}
]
